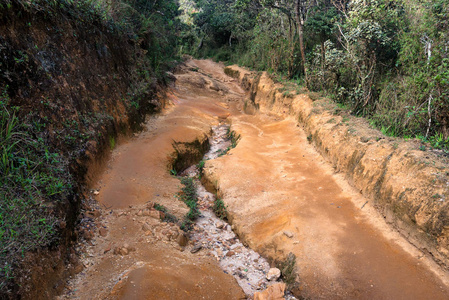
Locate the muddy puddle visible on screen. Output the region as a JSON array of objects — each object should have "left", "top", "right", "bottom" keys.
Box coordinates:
[{"left": 180, "top": 124, "right": 296, "bottom": 298}]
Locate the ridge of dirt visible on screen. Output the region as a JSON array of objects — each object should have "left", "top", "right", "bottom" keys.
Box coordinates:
[
  {"left": 195, "top": 62, "right": 449, "bottom": 299},
  {"left": 225, "top": 65, "right": 449, "bottom": 270}
]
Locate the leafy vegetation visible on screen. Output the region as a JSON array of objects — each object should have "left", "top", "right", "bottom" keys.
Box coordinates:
[
  {"left": 181, "top": 0, "right": 449, "bottom": 151},
  {"left": 212, "top": 196, "right": 227, "bottom": 220},
  {"left": 0, "top": 0, "right": 181, "bottom": 294},
  {"left": 154, "top": 203, "right": 179, "bottom": 224},
  {"left": 0, "top": 91, "right": 72, "bottom": 290},
  {"left": 177, "top": 177, "right": 200, "bottom": 231}
]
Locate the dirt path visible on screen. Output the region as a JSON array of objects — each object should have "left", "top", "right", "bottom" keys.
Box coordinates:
[
  {"left": 59, "top": 62, "right": 248, "bottom": 299},
  {"left": 60, "top": 59, "right": 449, "bottom": 299},
  {"left": 197, "top": 58, "right": 449, "bottom": 299}
]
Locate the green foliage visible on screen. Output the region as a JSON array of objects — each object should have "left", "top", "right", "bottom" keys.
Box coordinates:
[
  {"left": 183, "top": 0, "right": 449, "bottom": 150},
  {"left": 213, "top": 197, "right": 227, "bottom": 220},
  {"left": 197, "top": 160, "right": 205, "bottom": 179},
  {"left": 276, "top": 252, "right": 297, "bottom": 287},
  {"left": 177, "top": 177, "right": 199, "bottom": 230},
  {"left": 154, "top": 203, "right": 179, "bottom": 223},
  {"left": 0, "top": 91, "right": 72, "bottom": 290}
]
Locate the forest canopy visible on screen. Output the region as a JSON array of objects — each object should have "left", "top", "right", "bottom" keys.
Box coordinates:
[{"left": 180, "top": 0, "right": 449, "bottom": 149}]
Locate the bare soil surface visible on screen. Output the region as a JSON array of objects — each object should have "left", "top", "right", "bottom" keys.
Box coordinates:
[{"left": 60, "top": 59, "right": 449, "bottom": 299}]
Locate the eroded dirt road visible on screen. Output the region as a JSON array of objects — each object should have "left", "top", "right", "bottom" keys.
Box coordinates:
[{"left": 61, "top": 59, "right": 449, "bottom": 299}]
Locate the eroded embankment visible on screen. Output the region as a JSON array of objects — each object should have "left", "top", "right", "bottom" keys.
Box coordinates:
[
  {"left": 0, "top": 3, "right": 163, "bottom": 298},
  {"left": 225, "top": 66, "right": 449, "bottom": 270}
]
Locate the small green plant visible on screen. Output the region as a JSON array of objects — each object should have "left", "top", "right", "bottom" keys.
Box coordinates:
[
  {"left": 197, "top": 160, "right": 205, "bottom": 179},
  {"left": 154, "top": 203, "right": 179, "bottom": 223},
  {"left": 213, "top": 197, "right": 227, "bottom": 220},
  {"left": 109, "top": 136, "right": 116, "bottom": 150},
  {"left": 177, "top": 177, "right": 199, "bottom": 231},
  {"left": 276, "top": 252, "right": 297, "bottom": 287}
]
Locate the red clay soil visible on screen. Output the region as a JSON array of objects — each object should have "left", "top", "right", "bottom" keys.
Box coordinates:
[{"left": 61, "top": 59, "right": 449, "bottom": 299}]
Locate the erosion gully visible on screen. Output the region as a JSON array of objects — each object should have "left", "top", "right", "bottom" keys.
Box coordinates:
[{"left": 60, "top": 59, "right": 449, "bottom": 299}]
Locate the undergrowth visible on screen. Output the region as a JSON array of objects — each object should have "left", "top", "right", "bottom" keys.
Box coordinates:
[
  {"left": 276, "top": 252, "right": 297, "bottom": 287},
  {"left": 154, "top": 203, "right": 178, "bottom": 224},
  {"left": 218, "top": 129, "right": 241, "bottom": 157},
  {"left": 0, "top": 92, "right": 72, "bottom": 290},
  {"left": 177, "top": 177, "right": 199, "bottom": 231},
  {"left": 213, "top": 197, "right": 227, "bottom": 220}
]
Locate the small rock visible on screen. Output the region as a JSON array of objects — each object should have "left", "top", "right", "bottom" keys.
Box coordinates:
[
  {"left": 99, "top": 228, "right": 108, "bottom": 237},
  {"left": 136, "top": 210, "right": 143, "bottom": 216},
  {"left": 82, "top": 230, "right": 94, "bottom": 241},
  {"left": 216, "top": 221, "right": 225, "bottom": 229},
  {"left": 266, "top": 268, "right": 281, "bottom": 281},
  {"left": 226, "top": 251, "right": 235, "bottom": 257},
  {"left": 283, "top": 231, "right": 294, "bottom": 238},
  {"left": 191, "top": 244, "right": 202, "bottom": 253},
  {"left": 119, "top": 248, "right": 128, "bottom": 255},
  {"left": 177, "top": 233, "right": 188, "bottom": 247},
  {"left": 254, "top": 282, "right": 286, "bottom": 300},
  {"left": 73, "top": 264, "right": 84, "bottom": 274},
  {"left": 93, "top": 191, "right": 100, "bottom": 195},
  {"left": 148, "top": 210, "right": 160, "bottom": 219},
  {"left": 142, "top": 223, "right": 152, "bottom": 231}
]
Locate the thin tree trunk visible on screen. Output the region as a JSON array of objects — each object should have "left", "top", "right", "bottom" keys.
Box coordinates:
[
  {"left": 295, "top": 0, "right": 308, "bottom": 83},
  {"left": 321, "top": 38, "right": 325, "bottom": 71}
]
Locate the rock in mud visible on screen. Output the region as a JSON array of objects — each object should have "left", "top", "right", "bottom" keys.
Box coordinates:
[
  {"left": 148, "top": 210, "right": 160, "bottom": 219},
  {"left": 82, "top": 230, "right": 94, "bottom": 241},
  {"left": 266, "top": 268, "right": 281, "bottom": 281},
  {"left": 283, "top": 231, "right": 294, "bottom": 238},
  {"left": 142, "top": 223, "right": 152, "bottom": 231},
  {"left": 99, "top": 228, "right": 108, "bottom": 237},
  {"left": 191, "top": 244, "right": 202, "bottom": 253},
  {"left": 177, "top": 233, "right": 189, "bottom": 247},
  {"left": 254, "top": 283, "right": 286, "bottom": 300}
]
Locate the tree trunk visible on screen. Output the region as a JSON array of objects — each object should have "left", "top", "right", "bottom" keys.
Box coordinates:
[
  {"left": 321, "top": 38, "right": 325, "bottom": 72},
  {"left": 295, "top": 0, "right": 308, "bottom": 83}
]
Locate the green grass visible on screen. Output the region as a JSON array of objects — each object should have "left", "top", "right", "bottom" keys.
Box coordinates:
[{"left": 0, "top": 92, "right": 72, "bottom": 290}]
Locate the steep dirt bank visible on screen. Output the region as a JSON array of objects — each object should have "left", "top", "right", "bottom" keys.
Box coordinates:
[
  {"left": 0, "top": 3, "right": 162, "bottom": 298},
  {"left": 225, "top": 65, "right": 449, "bottom": 270}
]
